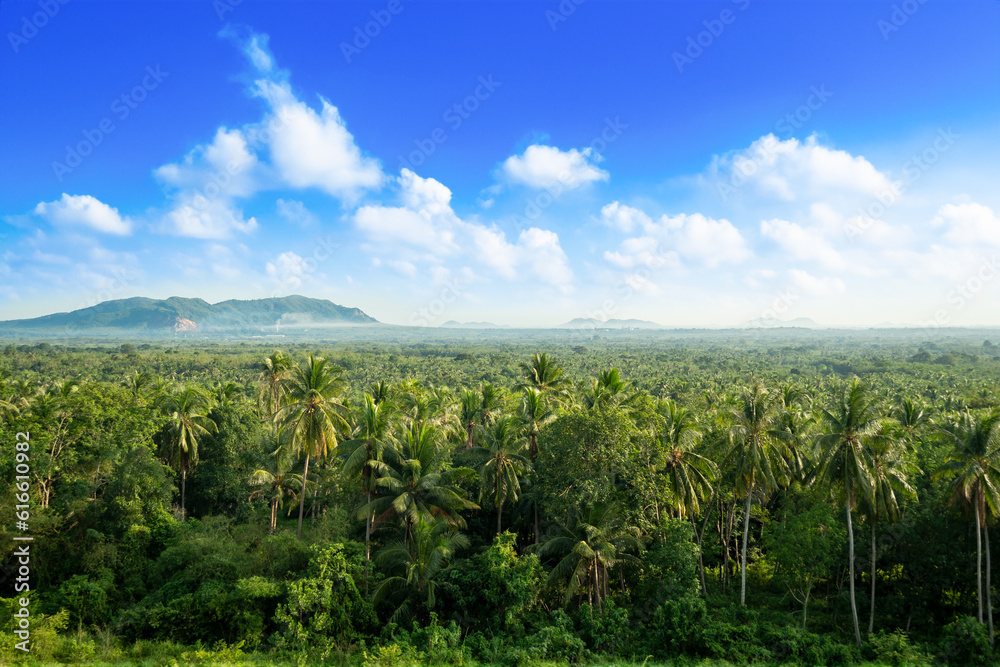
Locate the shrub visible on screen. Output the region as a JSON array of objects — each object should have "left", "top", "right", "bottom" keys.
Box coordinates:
[
  {"left": 870, "top": 629, "right": 931, "bottom": 666},
  {"left": 939, "top": 615, "right": 992, "bottom": 665}
]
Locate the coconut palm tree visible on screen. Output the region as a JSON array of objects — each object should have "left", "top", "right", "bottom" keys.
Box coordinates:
[
  {"left": 937, "top": 410, "right": 1000, "bottom": 639},
  {"left": 862, "top": 433, "right": 917, "bottom": 634},
  {"left": 519, "top": 388, "right": 556, "bottom": 543},
  {"left": 471, "top": 417, "right": 530, "bottom": 534},
  {"left": 157, "top": 386, "right": 218, "bottom": 519},
  {"left": 814, "top": 379, "right": 883, "bottom": 648},
  {"left": 258, "top": 350, "right": 291, "bottom": 419},
  {"left": 723, "top": 383, "right": 790, "bottom": 607},
  {"left": 538, "top": 502, "right": 641, "bottom": 613},
  {"left": 275, "top": 353, "right": 349, "bottom": 538},
  {"left": 373, "top": 517, "right": 469, "bottom": 623},
  {"left": 249, "top": 431, "right": 308, "bottom": 533},
  {"left": 516, "top": 352, "right": 571, "bottom": 403},
  {"left": 343, "top": 394, "right": 397, "bottom": 559},
  {"left": 362, "top": 421, "right": 478, "bottom": 543},
  {"left": 459, "top": 389, "right": 479, "bottom": 448}
]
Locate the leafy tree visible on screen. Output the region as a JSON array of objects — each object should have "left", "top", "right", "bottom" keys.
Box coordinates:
[{"left": 343, "top": 394, "right": 396, "bottom": 558}]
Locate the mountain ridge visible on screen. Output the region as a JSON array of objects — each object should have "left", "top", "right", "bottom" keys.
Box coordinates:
[{"left": 0, "top": 295, "right": 378, "bottom": 333}]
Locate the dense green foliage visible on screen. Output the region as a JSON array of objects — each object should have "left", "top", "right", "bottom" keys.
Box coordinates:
[{"left": 3, "top": 331, "right": 1000, "bottom": 665}]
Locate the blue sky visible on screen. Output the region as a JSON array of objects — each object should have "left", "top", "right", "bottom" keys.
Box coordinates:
[{"left": 2, "top": 0, "right": 999, "bottom": 327}]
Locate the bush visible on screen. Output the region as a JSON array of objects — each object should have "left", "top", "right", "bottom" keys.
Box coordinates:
[
  {"left": 870, "top": 629, "right": 931, "bottom": 666},
  {"left": 939, "top": 615, "right": 992, "bottom": 665}
]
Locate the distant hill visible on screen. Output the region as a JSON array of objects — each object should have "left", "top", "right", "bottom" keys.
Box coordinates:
[
  {"left": 0, "top": 295, "right": 378, "bottom": 334},
  {"left": 440, "top": 320, "right": 510, "bottom": 329},
  {"left": 743, "top": 316, "right": 823, "bottom": 329},
  {"left": 556, "top": 317, "right": 665, "bottom": 330}
]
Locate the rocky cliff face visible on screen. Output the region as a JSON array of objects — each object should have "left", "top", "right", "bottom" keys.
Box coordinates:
[{"left": 174, "top": 317, "right": 198, "bottom": 332}]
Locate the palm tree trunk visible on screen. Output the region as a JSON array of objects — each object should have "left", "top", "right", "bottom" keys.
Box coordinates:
[
  {"left": 740, "top": 485, "right": 752, "bottom": 606},
  {"left": 692, "top": 514, "right": 708, "bottom": 596},
  {"left": 977, "top": 502, "right": 984, "bottom": 623},
  {"left": 365, "top": 488, "right": 373, "bottom": 560},
  {"left": 847, "top": 489, "right": 862, "bottom": 648},
  {"left": 534, "top": 505, "right": 540, "bottom": 546},
  {"left": 987, "top": 522, "right": 995, "bottom": 646},
  {"left": 270, "top": 498, "right": 277, "bottom": 533},
  {"left": 181, "top": 467, "right": 187, "bottom": 520},
  {"left": 297, "top": 453, "right": 310, "bottom": 539},
  {"left": 868, "top": 521, "right": 877, "bottom": 635}
]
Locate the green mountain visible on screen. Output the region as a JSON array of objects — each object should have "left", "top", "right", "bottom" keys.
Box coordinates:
[{"left": 0, "top": 295, "right": 378, "bottom": 334}]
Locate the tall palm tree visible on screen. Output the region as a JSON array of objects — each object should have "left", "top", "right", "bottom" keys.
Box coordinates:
[
  {"left": 658, "top": 414, "right": 718, "bottom": 517},
  {"left": 459, "top": 389, "right": 479, "bottom": 448},
  {"left": 124, "top": 371, "right": 151, "bottom": 403},
  {"left": 519, "top": 388, "right": 556, "bottom": 543},
  {"left": 373, "top": 517, "right": 469, "bottom": 623},
  {"left": 479, "top": 383, "right": 505, "bottom": 427},
  {"left": 258, "top": 350, "right": 291, "bottom": 419},
  {"left": 862, "top": 433, "right": 917, "bottom": 634},
  {"left": 517, "top": 352, "right": 571, "bottom": 403},
  {"left": 814, "top": 380, "right": 882, "bottom": 648},
  {"left": 362, "top": 421, "right": 478, "bottom": 543},
  {"left": 723, "top": 383, "right": 790, "bottom": 607},
  {"left": 249, "top": 431, "right": 308, "bottom": 533},
  {"left": 343, "top": 394, "right": 396, "bottom": 559},
  {"left": 472, "top": 417, "right": 530, "bottom": 534},
  {"left": 538, "top": 502, "right": 641, "bottom": 613},
  {"left": 938, "top": 410, "right": 1000, "bottom": 638},
  {"left": 157, "top": 386, "right": 218, "bottom": 519},
  {"left": 276, "top": 354, "right": 349, "bottom": 538}
]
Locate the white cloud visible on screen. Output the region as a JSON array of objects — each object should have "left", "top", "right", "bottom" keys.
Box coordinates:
[
  {"left": 34, "top": 194, "right": 132, "bottom": 235},
  {"left": 252, "top": 79, "right": 384, "bottom": 199},
  {"left": 600, "top": 201, "right": 652, "bottom": 233},
  {"left": 932, "top": 202, "right": 1000, "bottom": 246},
  {"left": 601, "top": 203, "right": 748, "bottom": 269},
  {"left": 500, "top": 144, "right": 609, "bottom": 190},
  {"left": 276, "top": 199, "right": 319, "bottom": 228},
  {"left": 161, "top": 198, "right": 258, "bottom": 240},
  {"left": 354, "top": 169, "right": 573, "bottom": 290},
  {"left": 788, "top": 268, "right": 845, "bottom": 295},
  {"left": 760, "top": 218, "right": 845, "bottom": 269},
  {"left": 266, "top": 251, "right": 309, "bottom": 288},
  {"left": 709, "top": 134, "right": 896, "bottom": 201}
]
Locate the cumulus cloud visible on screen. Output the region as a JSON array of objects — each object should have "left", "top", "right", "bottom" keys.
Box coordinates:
[
  {"left": 500, "top": 144, "right": 609, "bottom": 190},
  {"left": 266, "top": 251, "right": 309, "bottom": 288},
  {"left": 600, "top": 202, "right": 749, "bottom": 268},
  {"left": 355, "top": 169, "right": 574, "bottom": 290},
  {"left": 34, "top": 194, "right": 132, "bottom": 235},
  {"left": 760, "top": 218, "right": 845, "bottom": 269},
  {"left": 709, "top": 134, "right": 896, "bottom": 201},
  {"left": 788, "top": 268, "right": 845, "bottom": 295},
  {"left": 276, "top": 199, "right": 319, "bottom": 228},
  {"left": 932, "top": 202, "right": 1000, "bottom": 246},
  {"left": 150, "top": 29, "right": 382, "bottom": 239}
]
